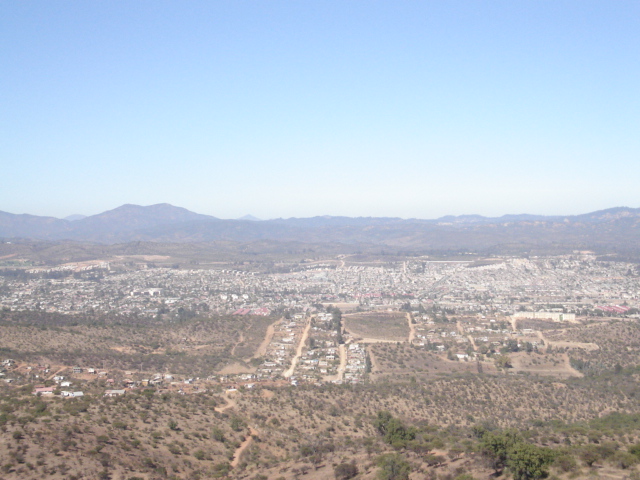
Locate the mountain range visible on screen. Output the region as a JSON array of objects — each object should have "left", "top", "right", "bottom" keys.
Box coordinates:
[{"left": 1, "top": 203, "right": 639, "bottom": 253}]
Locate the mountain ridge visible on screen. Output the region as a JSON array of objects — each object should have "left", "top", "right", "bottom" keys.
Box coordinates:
[{"left": 1, "top": 204, "right": 639, "bottom": 252}]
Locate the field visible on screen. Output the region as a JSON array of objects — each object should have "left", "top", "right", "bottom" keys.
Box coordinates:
[
  {"left": 343, "top": 312, "right": 409, "bottom": 342},
  {"left": 0, "top": 311, "right": 275, "bottom": 377},
  {"left": 368, "top": 343, "right": 493, "bottom": 380}
]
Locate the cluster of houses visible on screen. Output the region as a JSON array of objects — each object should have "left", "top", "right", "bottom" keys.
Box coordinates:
[
  {"left": 343, "top": 343, "right": 367, "bottom": 383},
  {"left": 0, "top": 358, "right": 16, "bottom": 383},
  {"left": 256, "top": 315, "right": 308, "bottom": 379}
]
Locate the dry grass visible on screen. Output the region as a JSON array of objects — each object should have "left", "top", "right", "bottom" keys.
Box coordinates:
[
  {"left": 344, "top": 312, "right": 409, "bottom": 341},
  {"left": 0, "top": 311, "right": 276, "bottom": 377}
]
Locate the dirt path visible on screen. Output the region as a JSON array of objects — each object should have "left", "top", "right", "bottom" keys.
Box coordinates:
[
  {"left": 231, "top": 426, "right": 258, "bottom": 468},
  {"left": 283, "top": 319, "right": 311, "bottom": 378},
  {"left": 231, "top": 333, "right": 244, "bottom": 357},
  {"left": 337, "top": 344, "right": 346, "bottom": 376},
  {"left": 250, "top": 317, "right": 282, "bottom": 360},
  {"left": 562, "top": 353, "right": 584, "bottom": 377},
  {"left": 355, "top": 337, "right": 401, "bottom": 344},
  {"left": 407, "top": 313, "right": 416, "bottom": 344},
  {"left": 456, "top": 320, "right": 465, "bottom": 336},
  {"left": 467, "top": 335, "right": 478, "bottom": 351},
  {"left": 212, "top": 388, "right": 259, "bottom": 469},
  {"left": 510, "top": 316, "right": 518, "bottom": 331},
  {"left": 214, "top": 390, "right": 238, "bottom": 413},
  {"left": 47, "top": 366, "right": 68, "bottom": 381}
]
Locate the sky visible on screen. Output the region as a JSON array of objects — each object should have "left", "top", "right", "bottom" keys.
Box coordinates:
[{"left": 2, "top": 1, "right": 639, "bottom": 220}]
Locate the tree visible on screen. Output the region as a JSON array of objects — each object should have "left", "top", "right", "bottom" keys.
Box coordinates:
[
  {"left": 612, "top": 451, "right": 638, "bottom": 469},
  {"left": 480, "top": 430, "right": 521, "bottom": 472},
  {"left": 494, "top": 355, "right": 512, "bottom": 369},
  {"left": 376, "top": 453, "right": 410, "bottom": 480},
  {"left": 579, "top": 444, "right": 600, "bottom": 467},
  {"left": 373, "top": 411, "right": 416, "bottom": 449},
  {"left": 506, "top": 442, "right": 555, "bottom": 480}
]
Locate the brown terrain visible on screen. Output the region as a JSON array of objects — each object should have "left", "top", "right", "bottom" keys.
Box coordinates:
[{"left": 3, "top": 308, "right": 640, "bottom": 479}]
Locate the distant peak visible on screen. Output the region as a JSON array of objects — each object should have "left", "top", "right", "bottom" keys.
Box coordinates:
[{"left": 239, "top": 214, "right": 261, "bottom": 221}]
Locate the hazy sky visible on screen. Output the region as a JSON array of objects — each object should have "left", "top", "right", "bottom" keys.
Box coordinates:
[{"left": 2, "top": 2, "right": 639, "bottom": 220}]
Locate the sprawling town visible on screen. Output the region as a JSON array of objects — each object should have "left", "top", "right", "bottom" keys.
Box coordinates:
[
  {"left": 2, "top": 253, "right": 638, "bottom": 318},
  {"left": 1, "top": 252, "right": 638, "bottom": 394}
]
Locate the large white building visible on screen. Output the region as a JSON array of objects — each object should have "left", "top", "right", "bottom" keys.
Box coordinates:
[{"left": 512, "top": 311, "right": 576, "bottom": 322}]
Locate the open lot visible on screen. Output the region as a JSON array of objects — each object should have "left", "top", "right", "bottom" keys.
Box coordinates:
[{"left": 343, "top": 312, "right": 409, "bottom": 342}]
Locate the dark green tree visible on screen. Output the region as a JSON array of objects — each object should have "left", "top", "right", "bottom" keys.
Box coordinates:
[
  {"left": 373, "top": 411, "right": 416, "bottom": 449},
  {"left": 506, "top": 442, "right": 555, "bottom": 480},
  {"left": 375, "top": 453, "right": 410, "bottom": 480},
  {"left": 479, "top": 430, "right": 521, "bottom": 472}
]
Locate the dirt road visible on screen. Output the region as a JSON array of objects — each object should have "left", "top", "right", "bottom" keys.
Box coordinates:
[
  {"left": 323, "top": 343, "right": 347, "bottom": 383},
  {"left": 283, "top": 319, "right": 311, "bottom": 378},
  {"left": 407, "top": 312, "right": 416, "bottom": 344},
  {"left": 250, "top": 317, "right": 282, "bottom": 360},
  {"left": 536, "top": 330, "right": 599, "bottom": 352}
]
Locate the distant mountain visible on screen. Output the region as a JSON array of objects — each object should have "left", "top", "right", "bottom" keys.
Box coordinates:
[
  {"left": 64, "top": 214, "right": 87, "bottom": 222},
  {"left": 75, "top": 203, "right": 214, "bottom": 230},
  {"left": 0, "top": 211, "right": 71, "bottom": 239},
  {"left": 1, "top": 204, "right": 639, "bottom": 254},
  {"left": 238, "top": 215, "right": 261, "bottom": 221},
  {"left": 0, "top": 204, "right": 218, "bottom": 243}
]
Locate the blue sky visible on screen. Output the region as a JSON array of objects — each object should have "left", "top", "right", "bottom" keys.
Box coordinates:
[{"left": 2, "top": 1, "right": 639, "bottom": 219}]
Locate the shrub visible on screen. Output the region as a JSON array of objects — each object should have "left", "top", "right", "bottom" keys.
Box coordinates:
[
  {"left": 334, "top": 461, "right": 358, "bottom": 480},
  {"left": 611, "top": 451, "right": 637, "bottom": 469},
  {"left": 552, "top": 453, "right": 577, "bottom": 473},
  {"left": 193, "top": 449, "right": 206, "bottom": 461},
  {"left": 211, "top": 426, "right": 225, "bottom": 442}
]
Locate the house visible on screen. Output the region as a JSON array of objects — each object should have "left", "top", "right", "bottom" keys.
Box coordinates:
[
  {"left": 33, "top": 386, "right": 55, "bottom": 396},
  {"left": 104, "top": 389, "right": 126, "bottom": 397}
]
